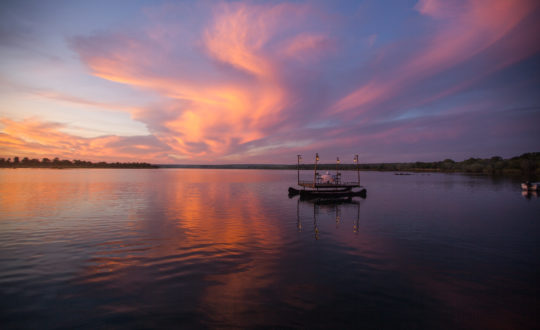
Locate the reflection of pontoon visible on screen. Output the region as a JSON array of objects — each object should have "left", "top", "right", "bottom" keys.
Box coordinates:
[
  {"left": 288, "top": 153, "right": 367, "bottom": 199},
  {"left": 296, "top": 197, "right": 361, "bottom": 240},
  {"left": 521, "top": 190, "right": 538, "bottom": 199}
]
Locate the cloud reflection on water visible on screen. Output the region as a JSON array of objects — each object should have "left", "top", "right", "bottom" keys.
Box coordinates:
[{"left": 0, "top": 169, "right": 538, "bottom": 328}]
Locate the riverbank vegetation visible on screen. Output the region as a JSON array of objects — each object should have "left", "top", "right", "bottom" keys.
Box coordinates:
[
  {"left": 0, "top": 157, "right": 157, "bottom": 168},
  {"left": 314, "top": 152, "right": 540, "bottom": 177},
  {"left": 361, "top": 152, "right": 538, "bottom": 173},
  {"left": 162, "top": 152, "right": 540, "bottom": 176},
  {"left": 2, "top": 153, "right": 538, "bottom": 177}
]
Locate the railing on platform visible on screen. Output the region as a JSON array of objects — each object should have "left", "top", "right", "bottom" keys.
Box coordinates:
[
  {"left": 297, "top": 153, "right": 361, "bottom": 187},
  {"left": 298, "top": 180, "right": 360, "bottom": 188}
]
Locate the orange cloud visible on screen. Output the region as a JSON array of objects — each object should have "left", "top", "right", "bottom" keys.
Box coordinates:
[
  {"left": 0, "top": 118, "right": 170, "bottom": 162},
  {"left": 204, "top": 3, "right": 272, "bottom": 77},
  {"left": 70, "top": 2, "right": 328, "bottom": 161}
]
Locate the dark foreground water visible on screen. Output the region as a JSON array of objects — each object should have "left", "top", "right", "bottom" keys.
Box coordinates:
[{"left": 0, "top": 169, "right": 539, "bottom": 329}]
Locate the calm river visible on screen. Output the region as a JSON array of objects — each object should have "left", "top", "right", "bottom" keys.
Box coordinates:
[{"left": 0, "top": 169, "right": 539, "bottom": 329}]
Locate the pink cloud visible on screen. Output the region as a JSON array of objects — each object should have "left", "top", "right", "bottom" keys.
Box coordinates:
[
  {"left": 69, "top": 2, "right": 336, "bottom": 162},
  {"left": 414, "top": 0, "right": 468, "bottom": 19},
  {"left": 332, "top": 0, "right": 539, "bottom": 116},
  {"left": 280, "top": 34, "right": 336, "bottom": 61}
]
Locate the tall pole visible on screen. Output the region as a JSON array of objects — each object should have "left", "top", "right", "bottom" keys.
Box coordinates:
[
  {"left": 297, "top": 154, "right": 301, "bottom": 185},
  {"left": 354, "top": 155, "right": 359, "bottom": 185},
  {"left": 336, "top": 157, "right": 340, "bottom": 183},
  {"left": 314, "top": 153, "right": 319, "bottom": 186}
]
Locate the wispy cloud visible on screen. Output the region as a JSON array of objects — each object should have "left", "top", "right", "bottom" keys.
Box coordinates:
[
  {"left": 1, "top": 0, "right": 539, "bottom": 163},
  {"left": 68, "top": 1, "right": 334, "bottom": 161},
  {"left": 332, "top": 0, "right": 540, "bottom": 116}
]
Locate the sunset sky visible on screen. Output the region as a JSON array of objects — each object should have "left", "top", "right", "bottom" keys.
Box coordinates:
[{"left": 1, "top": 0, "right": 539, "bottom": 164}]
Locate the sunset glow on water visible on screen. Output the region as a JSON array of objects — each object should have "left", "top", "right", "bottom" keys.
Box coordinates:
[{"left": 1, "top": 169, "right": 539, "bottom": 328}]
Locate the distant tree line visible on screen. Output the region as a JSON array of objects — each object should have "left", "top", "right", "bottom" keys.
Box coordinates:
[
  {"left": 158, "top": 152, "right": 540, "bottom": 178},
  {"left": 2, "top": 153, "right": 538, "bottom": 177},
  {"left": 313, "top": 152, "right": 540, "bottom": 177},
  {"left": 0, "top": 157, "right": 157, "bottom": 168}
]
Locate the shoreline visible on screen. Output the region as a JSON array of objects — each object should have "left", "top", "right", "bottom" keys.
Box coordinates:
[
  {"left": 1, "top": 152, "right": 538, "bottom": 178},
  {"left": 1, "top": 165, "right": 536, "bottom": 179}
]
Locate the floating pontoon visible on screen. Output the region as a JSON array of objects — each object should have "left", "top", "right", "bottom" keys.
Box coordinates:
[{"left": 288, "top": 153, "right": 367, "bottom": 199}]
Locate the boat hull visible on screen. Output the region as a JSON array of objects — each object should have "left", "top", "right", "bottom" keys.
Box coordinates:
[{"left": 288, "top": 186, "right": 366, "bottom": 199}]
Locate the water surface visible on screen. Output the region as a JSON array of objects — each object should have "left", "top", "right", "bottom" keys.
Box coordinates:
[{"left": 0, "top": 169, "right": 538, "bottom": 329}]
